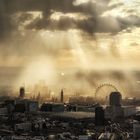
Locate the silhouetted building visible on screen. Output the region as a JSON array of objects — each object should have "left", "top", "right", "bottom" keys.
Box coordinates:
[
  {"left": 5, "top": 100, "right": 15, "bottom": 106},
  {"left": 105, "top": 92, "right": 136, "bottom": 120},
  {"left": 66, "top": 105, "right": 77, "bottom": 112},
  {"left": 60, "top": 89, "right": 64, "bottom": 103},
  {"left": 133, "top": 123, "right": 140, "bottom": 139},
  {"left": 109, "top": 92, "right": 122, "bottom": 106},
  {"left": 40, "top": 103, "right": 52, "bottom": 112},
  {"left": 14, "top": 103, "right": 26, "bottom": 113},
  {"left": 40, "top": 103, "right": 64, "bottom": 112},
  {"left": 19, "top": 87, "right": 25, "bottom": 99},
  {"left": 14, "top": 99, "right": 39, "bottom": 113},
  {"left": 26, "top": 100, "right": 39, "bottom": 112},
  {"left": 95, "top": 106, "right": 105, "bottom": 126}
]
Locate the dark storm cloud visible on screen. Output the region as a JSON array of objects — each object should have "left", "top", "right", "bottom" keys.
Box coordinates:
[
  {"left": 0, "top": 0, "right": 140, "bottom": 40},
  {"left": 23, "top": 0, "right": 113, "bottom": 34},
  {"left": 26, "top": 15, "right": 121, "bottom": 34},
  {"left": 21, "top": 0, "right": 140, "bottom": 34},
  {"left": 26, "top": 16, "right": 97, "bottom": 34},
  {"left": 0, "top": 0, "right": 113, "bottom": 39},
  {"left": 0, "top": 0, "right": 76, "bottom": 40},
  {"left": 6, "top": 0, "right": 76, "bottom": 13},
  {"left": 117, "top": 15, "right": 140, "bottom": 27},
  {"left": 0, "top": 0, "right": 16, "bottom": 40}
]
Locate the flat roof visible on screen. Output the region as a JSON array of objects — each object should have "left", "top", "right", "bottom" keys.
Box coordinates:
[{"left": 51, "top": 112, "right": 95, "bottom": 121}]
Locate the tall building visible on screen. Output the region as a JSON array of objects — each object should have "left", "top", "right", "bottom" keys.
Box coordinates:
[
  {"left": 109, "top": 92, "right": 122, "bottom": 106},
  {"left": 60, "top": 89, "right": 64, "bottom": 103},
  {"left": 19, "top": 87, "right": 25, "bottom": 99},
  {"left": 95, "top": 106, "right": 105, "bottom": 126}
]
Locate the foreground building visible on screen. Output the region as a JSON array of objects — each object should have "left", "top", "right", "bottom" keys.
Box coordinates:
[{"left": 105, "top": 92, "right": 136, "bottom": 121}]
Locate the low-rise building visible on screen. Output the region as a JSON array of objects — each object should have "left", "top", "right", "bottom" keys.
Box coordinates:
[
  {"left": 78, "top": 135, "right": 91, "bottom": 140},
  {"left": 15, "top": 122, "right": 32, "bottom": 132},
  {"left": 98, "top": 133, "right": 116, "bottom": 140},
  {"left": 105, "top": 106, "right": 136, "bottom": 120},
  {"left": 40, "top": 103, "right": 64, "bottom": 112},
  {"left": 133, "top": 123, "right": 140, "bottom": 139}
]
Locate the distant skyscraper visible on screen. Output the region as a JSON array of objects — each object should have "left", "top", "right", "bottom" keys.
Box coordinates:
[
  {"left": 109, "top": 92, "right": 122, "bottom": 106},
  {"left": 60, "top": 89, "right": 64, "bottom": 103},
  {"left": 19, "top": 87, "right": 25, "bottom": 99}
]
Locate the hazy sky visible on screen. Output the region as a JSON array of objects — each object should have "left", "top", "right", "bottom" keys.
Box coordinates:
[{"left": 0, "top": 0, "right": 140, "bottom": 97}]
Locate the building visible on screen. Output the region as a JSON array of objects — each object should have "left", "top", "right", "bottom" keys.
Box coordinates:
[
  {"left": 98, "top": 133, "right": 116, "bottom": 140},
  {"left": 14, "top": 103, "right": 26, "bottom": 113},
  {"left": 12, "top": 136, "right": 26, "bottom": 140},
  {"left": 133, "top": 123, "right": 140, "bottom": 139},
  {"left": 123, "top": 106, "right": 136, "bottom": 117},
  {"left": 0, "top": 107, "right": 8, "bottom": 115},
  {"left": 60, "top": 89, "right": 64, "bottom": 103},
  {"left": 78, "top": 135, "right": 91, "bottom": 140},
  {"left": 105, "top": 92, "right": 136, "bottom": 120},
  {"left": 50, "top": 112, "right": 95, "bottom": 122},
  {"left": 15, "top": 122, "right": 32, "bottom": 132},
  {"left": 40, "top": 103, "right": 64, "bottom": 112},
  {"left": 14, "top": 99, "right": 39, "bottom": 113},
  {"left": 95, "top": 106, "right": 105, "bottom": 126},
  {"left": 76, "top": 105, "right": 95, "bottom": 112},
  {"left": 19, "top": 87, "right": 25, "bottom": 99},
  {"left": 105, "top": 105, "right": 136, "bottom": 120},
  {"left": 109, "top": 92, "right": 122, "bottom": 106}
]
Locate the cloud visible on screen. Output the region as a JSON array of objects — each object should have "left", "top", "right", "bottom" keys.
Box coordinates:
[
  {"left": 0, "top": 0, "right": 140, "bottom": 99},
  {"left": 0, "top": 0, "right": 76, "bottom": 40},
  {"left": 0, "top": 0, "right": 122, "bottom": 40},
  {"left": 0, "top": 0, "right": 139, "bottom": 41}
]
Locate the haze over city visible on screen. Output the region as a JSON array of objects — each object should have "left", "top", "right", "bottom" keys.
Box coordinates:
[
  {"left": 0, "top": 0, "right": 140, "bottom": 98},
  {"left": 1, "top": 1, "right": 140, "bottom": 140}
]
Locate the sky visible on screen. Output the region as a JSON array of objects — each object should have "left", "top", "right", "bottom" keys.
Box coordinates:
[{"left": 0, "top": 0, "right": 140, "bottom": 98}]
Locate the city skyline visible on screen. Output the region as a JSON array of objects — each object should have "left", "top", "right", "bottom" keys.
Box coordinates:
[
  {"left": 0, "top": 1, "right": 140, "bottom": 139},
  {"left": 0, "top": 0, "right": 140, "bottom": 98}
]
